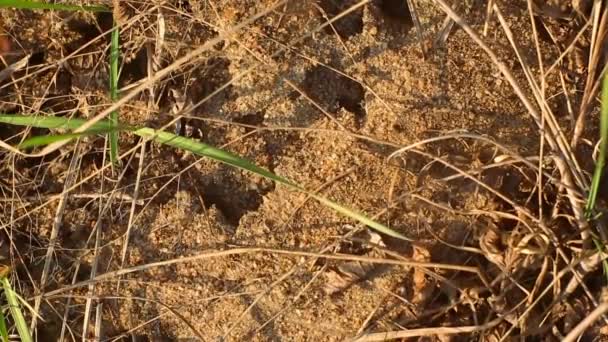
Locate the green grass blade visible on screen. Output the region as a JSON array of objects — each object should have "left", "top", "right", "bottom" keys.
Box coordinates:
[
  {"left": 109, "top": 23, "right": 120, "bottom": 166},
  {"left": 0, "top": 0, "right": 109, "bottom": 12},
  {"left": 587, "top": 71, "right": 608, "bottom": 214},
  {"left": 19, "top": 129, "right": 119, "bottom": 149},
  {"left": 1, "top": 278, "right": 31, "bottom": 342},
  {"left": 0, "top": 114, "right": 411, "bottom": 240},
  {"left": 312, "top": 194, "right": 411, "bottom": 240},
  {"left": 586, "top": 71, "right": 608, "bottom": 284},
  {"left": 0, "top": 114, "right": 112, "bottom": 131},
  {"left": 0, "top": 306, "right": 8, "bottom": 342},
  {"left": 136, "top": 128, "right": 297, "bottom": 186}
]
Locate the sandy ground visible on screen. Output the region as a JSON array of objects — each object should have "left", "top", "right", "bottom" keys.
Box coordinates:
[{"left": 0, "top": 0, "right": 605, "bottom": 340}]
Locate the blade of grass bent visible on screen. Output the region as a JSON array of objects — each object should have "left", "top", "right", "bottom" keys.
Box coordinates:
[
  {"left": 136, "top": 128, "right": 295, "bottom": 186},
  {"left": 0, "top": 0, "right": 108, "bottom": 12},
  {"left": 109, "top": 23, "right": 120, "bottom": 166},
  {"left": 1, "top": 278, "right": 31, "bottom": 342},
  {"left": 586, "top": 71, "right": 608, "bottom": 214},
  {"left": 0, "top": 114, "right": 410, "bottom": 240},
  {"left": 135, "top": 128, "right": 410, "bottom": 240}
]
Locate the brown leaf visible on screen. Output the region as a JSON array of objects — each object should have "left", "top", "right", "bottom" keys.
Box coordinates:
[
  {"left": 323, "top": 229, "right": 390, "bottom": 294},
  {"left": 411, "top": 245, "right": 434, "bottom": 305},
  {"left": 324, "top": 269, "right": 354, "bottom": 295},
  {"left": 323, "top": 261, "right": 376, "bottom": 295},
  {"left": 479, "top": 222, "right": 506, "bottom": 268}
]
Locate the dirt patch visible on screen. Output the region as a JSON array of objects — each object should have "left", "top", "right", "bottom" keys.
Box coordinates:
[{"left": 0, "top": 0, "right": 606, "bottom": 341}]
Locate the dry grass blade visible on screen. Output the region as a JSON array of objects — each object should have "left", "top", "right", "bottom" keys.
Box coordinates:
[
  {"left": 120, "top": 142, "right": 146, "bottom": 269},
  {"left": 0, "top": 54, "right": 29, "bottom": 83},
  {"left": 493, "top": 4, "right": 586, "bottom": 190},
  {"left": 29, "top": 143, "right": 81, "bottom": 332},
  {"left": 352, "top": 317, "right": 502, "bottom": 341},
  {"left": 405, "top": 0, "right": 425, "bottom": 56},
  {"left": 42, "top": 247, "right": 484, "bottom": 298},
  {"left": 572, "top": 1, "right": 608, "bottom": 147},
  {"left": 433, "top": 0, "right": 585, "bottom": 190}
]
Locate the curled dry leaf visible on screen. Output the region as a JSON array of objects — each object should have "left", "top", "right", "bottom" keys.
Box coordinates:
[
  {"left": 324, "top": 260, "right": 375, "bottom": 295},
  {"left": 411, "top": 244, "right": 434, "bottom": 306},
  {"left": 324, "top": 259, "right": 379, "bottom": 295},
  {"left": 507, "top": 231, "right": 548, "bottom": 271},
  {"left": 323, "top": 229, "right": 387, "bottom": 295},
  {"left": 478, "top": 222, "right": 506, "bottom": 268},
  {"left": 513, "top": 232, "right": 549, "bottom": 256},
  {"left": 488, "top": 294, "right": 518, "bottom": 326}
]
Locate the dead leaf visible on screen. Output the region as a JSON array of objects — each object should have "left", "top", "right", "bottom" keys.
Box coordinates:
[
  {"left": 479, "top": 222, "right": 506, "bottom": 268},
  {"left": 411, "top": 244, "right": 434, "bottom": 305},
  {"left": 324, "top": 261, "right": 376, "bottom": 295},
  {"left": 323, "top": 228, "right": 389, "bottom": 294},
  {"left": 488, "top": 294, "right": 518, "bottom": 326}
]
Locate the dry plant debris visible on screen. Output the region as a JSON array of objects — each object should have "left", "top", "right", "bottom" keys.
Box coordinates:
[{"left": 0, "top": 0, "right": 607, "bottom": 340}]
